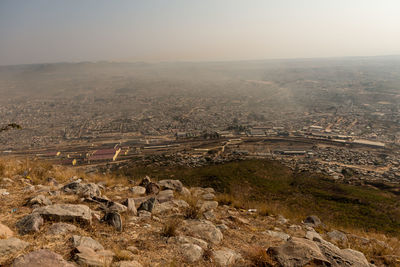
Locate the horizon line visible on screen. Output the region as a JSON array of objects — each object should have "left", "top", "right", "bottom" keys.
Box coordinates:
[{"left": 1, "top": 54, "right": 400, "bottom": 67}]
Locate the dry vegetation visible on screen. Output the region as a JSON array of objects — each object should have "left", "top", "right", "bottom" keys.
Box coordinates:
[{"left": 1, "top": 157, "right": 400, "bottom": 266}]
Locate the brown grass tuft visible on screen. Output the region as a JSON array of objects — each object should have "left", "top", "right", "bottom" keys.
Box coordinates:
[
  {"left": 182, "top": 196, "right": 203, "bottom": 220},
  {"left": 246, "top": 246, "right": 274, "bottom": 267},
  {"left": 161, "top": 219, "right": 181, "bottom": 237}
]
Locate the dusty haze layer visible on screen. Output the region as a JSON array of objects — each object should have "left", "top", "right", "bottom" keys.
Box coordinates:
[{"left": 1, "top": 0, "right": 400, "bottom": 65}]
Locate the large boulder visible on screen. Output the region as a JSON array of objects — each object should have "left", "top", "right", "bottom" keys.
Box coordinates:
[
  {"left": 168, "top": 235, "right": 208, "bottom": 250},
  {"left": 47, "top": 223, "right": 77, "bottom": 235},
  {"left": 156, "top": 190, "right": 174, "bottom": 203},
  {"left": 0, "top": 238, "right": 30, "bottom": 263},
  {"left": 304, "top": 215, "right": 322, "bottom": 227},
  {"left": 105, "top": 201, "right": 127, "bottom": 213},
  {"left": 137, "top": 197, "right": 156, "bottom": 213},
  {"left": 269, "top": 237, "right": 371, "bottom": 267},
  {"left": 113, "top": 260, "right": 143, "bottom": 267},
  {"left": 0, "top": 223, "right": 14, "bottom": 239},
  {"left": 15, "top": 213, "right": 44, "bottom": 235},
  {"left": 71, "top": 235, "right": 104, "bottom": 251},
  {"left": 72, "top": 246, "right": 114, "bottom": 267},
  {"left": 316, "top": 238, "right": 370, "bottom": 266},
  {"left": 182, "top": 220, "right": 223, "bottom": 245},
  {"left": 265, "top": 230, "right": 290, "bottom": 241},
  {"left": 102, "top": 212, "right": 122, "bottom": 232},
  {"left": 62, "top": 181, "right": 101, "bottom": 198},
  {"left": 13, "top": 249, "right": 76, "bottom": 267},
  {"left": 157, "top": 179, "right": 183, "bottom": 192},
  {"left": 327, "top": 230, "right": 348, "bottom": 245},
  {"left": 25, "top": 194, "right": 52, "bottom": 207},
  {"left": 180, "top": 243, "right": 203, "bottom": 263},
  {"left": 212, "top": 248, "right": 242, "bottom": 267},
  {"left": 122, "top": 198, "right": 137, "bottom": 215},
  {"left": 33, "top": 204, "right": 92, "bottom": 225},
  {"left": 268, "top": 237, "right": 330, "bottom": 267},
  {"left": 145, "top": 182, "right": 160, "bottom": 195},
  {"left": 130, "top": 186, "right": 146, "bottom": 196},
  {"left": 198, "top": 201, "right": 218, "bottom": 212},
  {"left": 153, "top": 199, "right": 189, "bottom": 215}
]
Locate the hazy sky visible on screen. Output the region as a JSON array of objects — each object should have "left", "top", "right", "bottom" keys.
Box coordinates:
[{"left": 1, "top": 0, "right": 399, "bottom": 65}]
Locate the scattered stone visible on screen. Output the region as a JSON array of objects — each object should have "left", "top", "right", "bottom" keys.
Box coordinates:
[
  {"left": 157, "top": 179, "right": 183, "bottom": 192},
  {"left": 25, "top": 194, "right": 52, "bottom": 207},
  {"left": 1, "top": 178, "right": 13, "bottom": 184},
  {"left": 180, "top": 186, "right": 191, "bottom": 197},
  {"left": 73, "top": 245, "right": 113, "bottom": 267},
  {"left": 180, "top": 243, "right": 203, "bottom": 263},
  {"left": 198, "top": 200, "right": 218, "bottom": 212},
  {"left": 315, "top": 238, "right": 370, "bottom": 266},
  {"left": 203, "top": 210, "right": 216, "bottom": 221},
  {"left": 183, "top": 220, "right": 223, "bottom": 244},
  {"left": 0, "top": 189, "right": 9, "bottom": 195},
  {"left": 265, "top": 230, "right": 290, "bottom": 241},
  {"left": 212, "top": 248, "right": 242, "bottom": 267},
  {"left": 304, "top": 215, "right": 322, "bottom": 227},
  {"left": 138, "top": 176, "right": 151, "bottom": 187},
  {"left": 156, "top": 190, "right": 174, "bottom": 203},
  {"left": 126, "top": 246, "right": 139, "bottom": 254},
  {"left": 0, "top": 223, "right": 13, "bottom": 239},
  {"left": 112, "top": 260, "right": 143, "bottom": 267},
  {"left": 115, "top": 250, "right": 134, "bottom": 260},
  {"left": 130, "top": 186, "right": 146, "bottom": 196},
  {"left": 33, "top": 204, "right": 92, "bottom": 225},
  {"left": 16, "top": 213, "right": 44, "bottom": 235},
  {"left": 145, "top": 182, "right": 160, "bottom": 195},
  {"left": 122, "top": 198, "right": 137, "bottom": 215},
  {"left": 137, "top": 197, "right": 156, "bottom": 213},
  {"left": 268, "top": 237, "right": 330, "bottom": 267},
  {"left": 47, "top": 222, "right": 77, "bottom": 235},
  {"left": 71, "top": 235, "right": 104, "bottom": 251},
  {"left": 305, "top": 230, "right": 323, "bottom": 241},
  {"left": 228, "top": 215, "right": 249, "bottom": 225},
  {"left": 62, "top": 181, "right": 101, "bottom": 198},
  {"left": 13, "top": 249, "right": 76, "bottom": 267},
  {"left": 169, "top": 235, "right": 209, "bottom": 250},
  {"left": 327, "top": 230, "right": 348, "bottom": 244},
  {"left": 216, "top": 224, "right": 229, "bottom": 232},
  {"left": 106, "top": 201, "right": 127, "bottom": 213},
  {"left": 202, "top": 193, "right": 215, "bottom": 200},
  {"left": 288, "top": 224, "right": 302, "bottom": 231},
  {"left": 103, "top": 212, "right": 122, "bottom": 232},
  {"left": 46, "top": 177, "right": 59, "bottom": 187},
  {"left": 277, "top": 215, "right": 289, "bottom": 224},
  {"left": 138, "top": 210, "right": 152, "bottom": 218},
  {"left": 0, "top": 237, "right": 30, "bottom": 261}
]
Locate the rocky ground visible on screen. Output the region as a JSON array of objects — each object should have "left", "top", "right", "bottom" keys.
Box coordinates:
[{"left": 0, "top": 159, "right": 399, "bottom": 266}]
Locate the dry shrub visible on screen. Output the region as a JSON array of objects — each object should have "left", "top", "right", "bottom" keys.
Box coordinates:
[
  {"left": 161, "top": 219, "right": 181, "bottom": 237},
  {"left": 0, "top": 162, "right": 5, "bottom": 176},
  {"left": 113, "top": 249, "right": 134, "bottom": 261},
  {"left": 202, "top": 247, "right": 213, "bottom": 261},
  {"left": 183, "top": 196, "right": 203, "bottom": 220},
  {"left": 246, "top": 246, "right": 274, "bottom": 267},
  {"left": 255, "top": 203, "right": 270, "bottom": 217}
]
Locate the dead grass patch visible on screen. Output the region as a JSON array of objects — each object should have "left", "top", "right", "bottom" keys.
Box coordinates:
[
  {"left": 161, "top": 219, "right": 181, "bottom": 237},
  {"left": 246, "top": 246, "right": 274, "bottom": 267}
]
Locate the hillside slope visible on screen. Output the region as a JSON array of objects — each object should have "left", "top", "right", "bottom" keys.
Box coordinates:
[{"left": 0, "top": 158, "right": 399, "bottom": 266}]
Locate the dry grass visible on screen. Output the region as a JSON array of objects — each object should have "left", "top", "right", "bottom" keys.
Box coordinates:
[
  {"left": 216, "top": 193, "right": 270, "bottom": 216},
  {"left": 113, "top": 249, "right": 134, "bottom": 261},
  {"left": 161, "top": 219, "right": 181, "bottom": 237},
  {"left": 1, "top": 156, "right": 400, "bottom": 266},
  {"left": 181, "top": 196, "right": 203, "bottom": 220},
  {"left": 246, "top": 246, "right": 274, "bottom": 267},
  {"left": 0, "top": 156, "right": 131, "bottom": 189}
]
